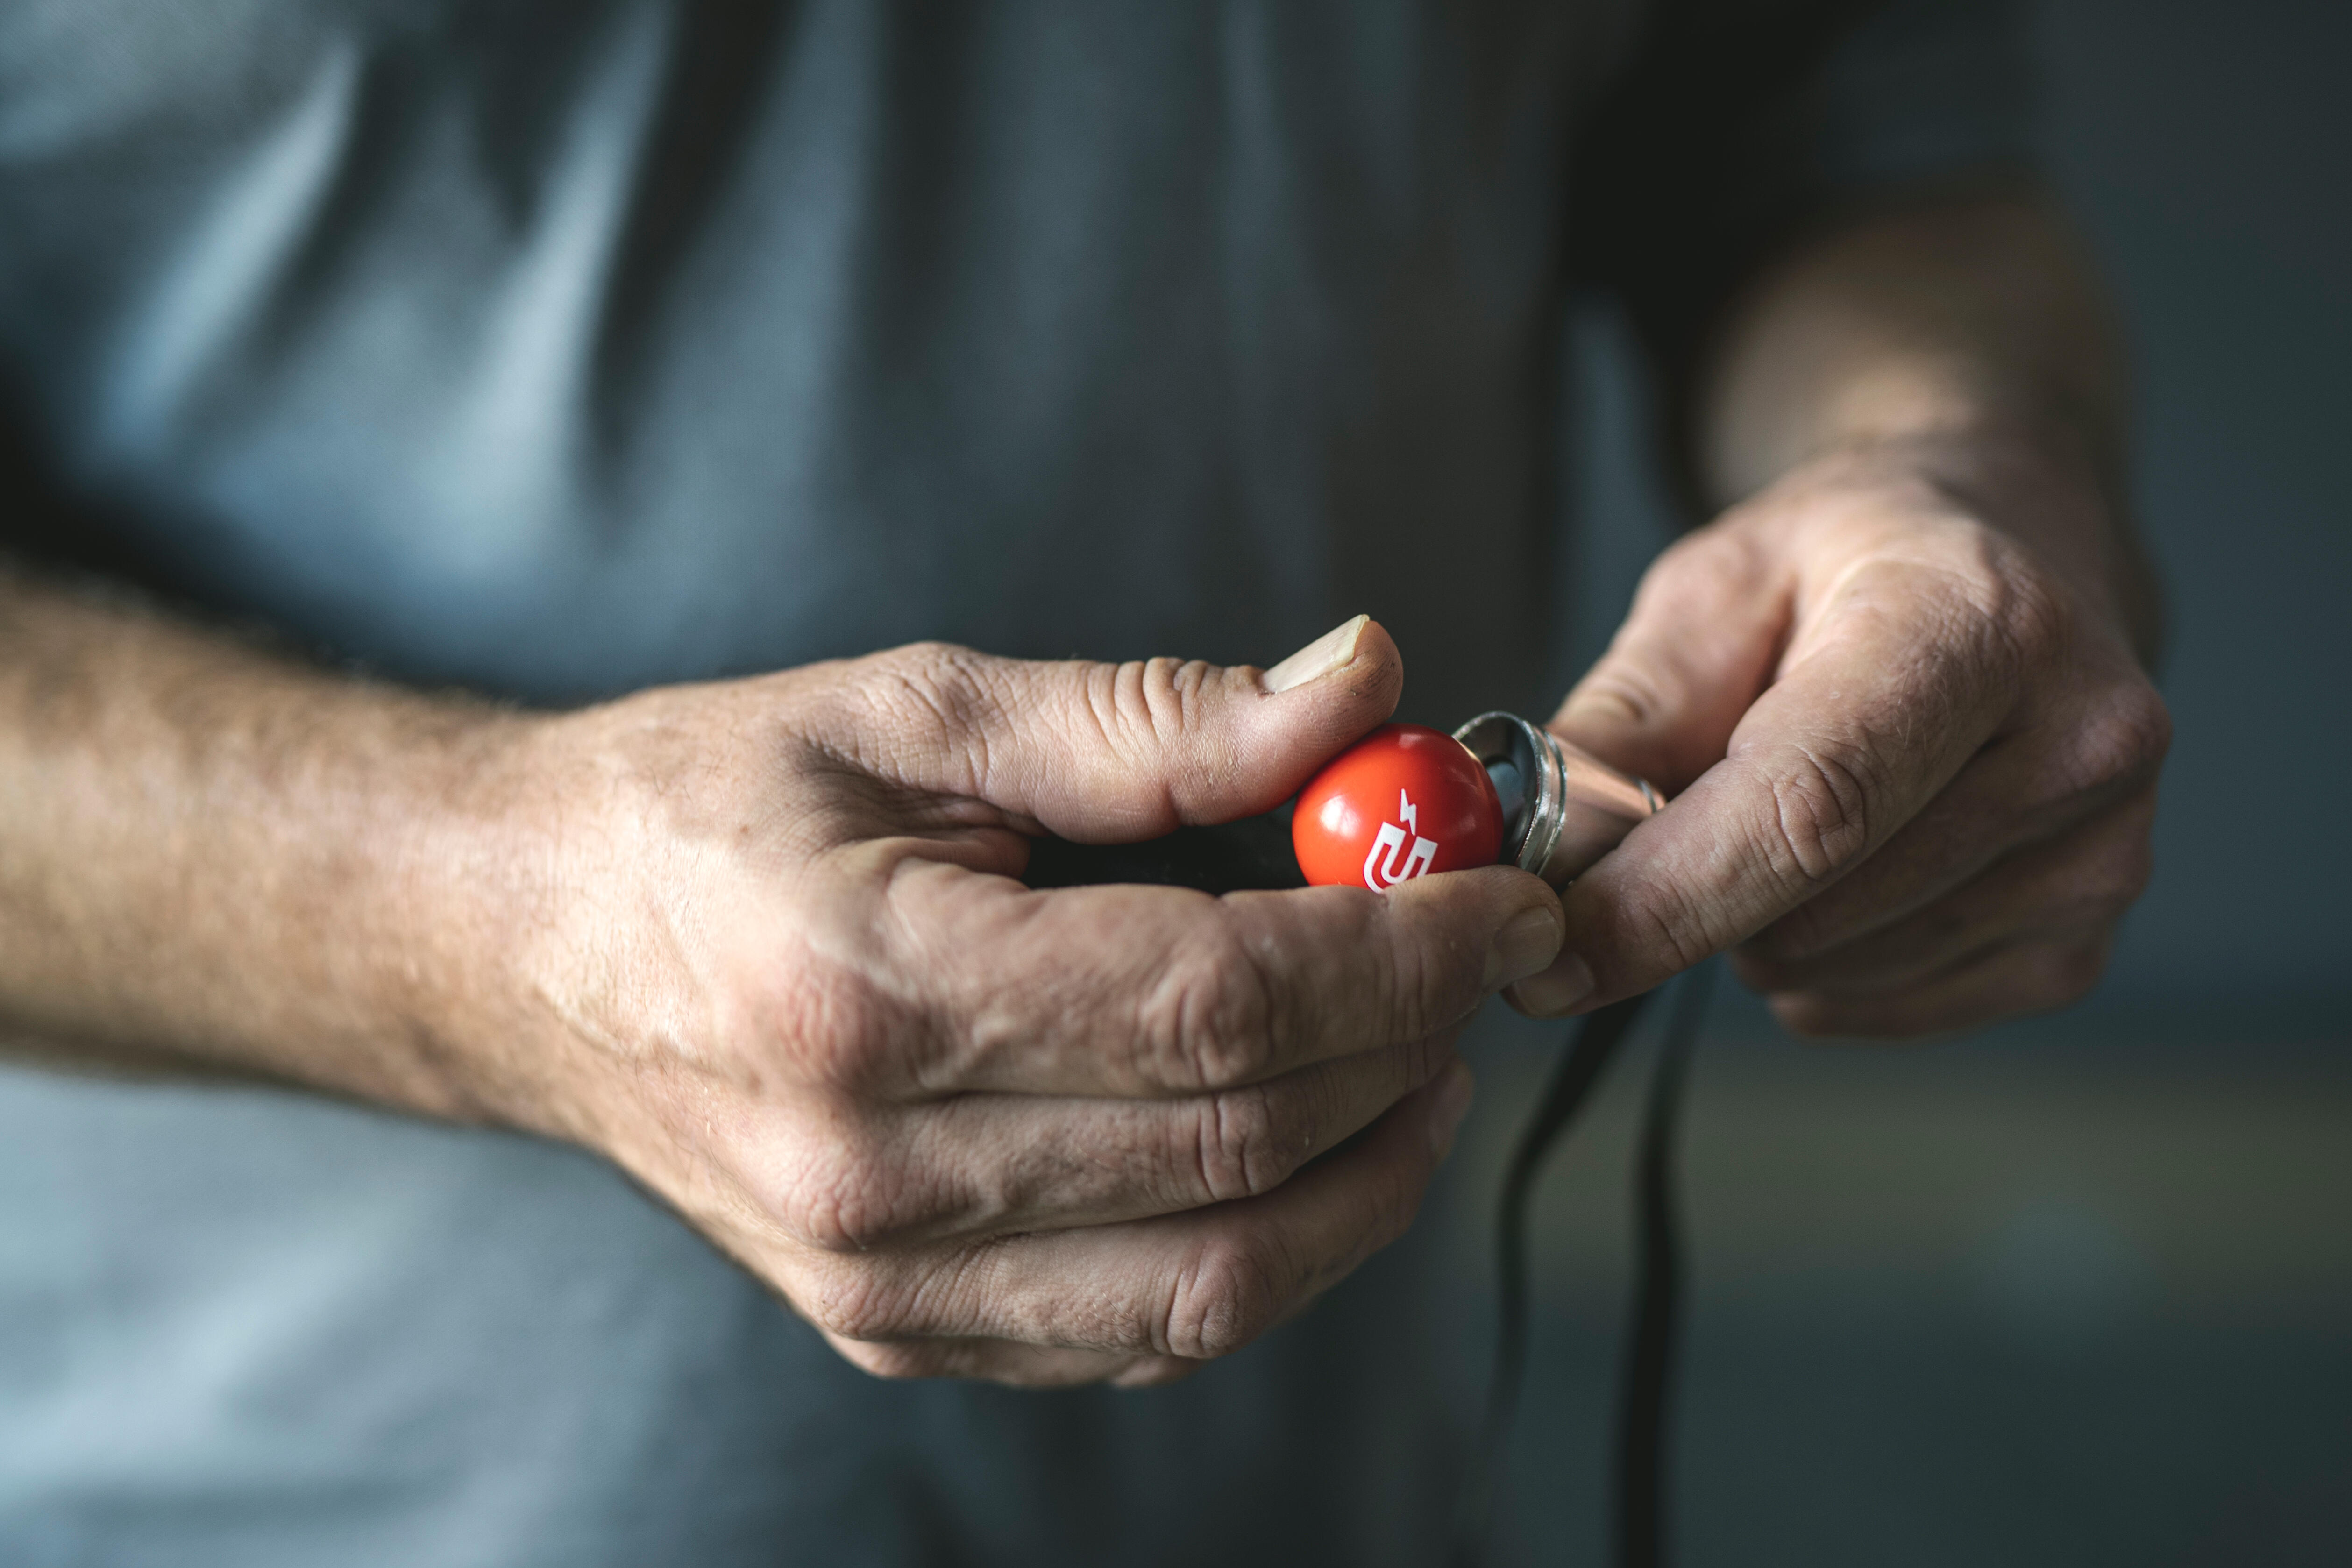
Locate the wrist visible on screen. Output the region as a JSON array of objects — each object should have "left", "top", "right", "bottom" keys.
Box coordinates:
[
  {"left": 0, "top": 573, "right": 662, "bottom": 1137},
  {"left": 387, "top": 684, "right": 781, "bottom": 1156},
  {"left": 371, "top": 700, "right": 632, "bottom": 1139},
  {"left": 213, "top": 687, "right": 560, "bottom": 1128}
]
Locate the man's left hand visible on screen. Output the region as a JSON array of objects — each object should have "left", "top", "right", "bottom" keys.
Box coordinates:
[{"left": 1510, "top": 435, "right": 2170, "bottom": 1038}]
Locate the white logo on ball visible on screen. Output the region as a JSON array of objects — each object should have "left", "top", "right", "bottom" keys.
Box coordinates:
[{"left": 1363, "top": 789, "right": 1439, "bottom": 892}]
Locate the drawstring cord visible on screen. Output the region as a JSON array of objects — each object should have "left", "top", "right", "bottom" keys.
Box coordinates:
[{"left": 1453, "top": 960, "right": 1717, "bottom": 1568}]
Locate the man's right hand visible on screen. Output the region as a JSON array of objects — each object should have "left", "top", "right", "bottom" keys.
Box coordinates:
[{"left": 412, "top": 617, "right": 1563, "bottom": 1386}]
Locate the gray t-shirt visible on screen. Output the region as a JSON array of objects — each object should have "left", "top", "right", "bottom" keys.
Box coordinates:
[{"left": 0, "top": 3, "right": 2028, "bottom": 1562}]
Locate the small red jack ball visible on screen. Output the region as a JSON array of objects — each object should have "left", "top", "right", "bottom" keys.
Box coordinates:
[{"left": 1293, "top": 723, "right": 1504, "bottom": 892}]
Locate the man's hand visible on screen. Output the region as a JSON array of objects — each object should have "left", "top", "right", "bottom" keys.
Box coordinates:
[
  {"left": 1501, "top": 192, "right": 2167, "bottom": 1038},
  {"left": 454, "top": 617, "right": 1568, "bottom": 1386},
  {"left": 1513, "top": 437, "right": 2168, "bottom": 1037},
  {"left": 0, "top": 589, "right": 1564, "bottom": 1387}
]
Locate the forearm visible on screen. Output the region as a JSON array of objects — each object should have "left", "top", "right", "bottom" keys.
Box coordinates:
[
  {"left": 0, "top": 565, "right": 525, "bottom": 1116},
  {"left": 1698, "top": 189, "right": 2162, "bottom": 663}
]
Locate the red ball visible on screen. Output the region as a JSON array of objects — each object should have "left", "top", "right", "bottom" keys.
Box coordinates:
[{"left": 1293, "top": 723, "right": 1504, "bottom": 892}]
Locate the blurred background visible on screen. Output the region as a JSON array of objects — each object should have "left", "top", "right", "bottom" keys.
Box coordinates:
[{"left": 1450, "top": 0, "right": 2352, "bottom": 1561}]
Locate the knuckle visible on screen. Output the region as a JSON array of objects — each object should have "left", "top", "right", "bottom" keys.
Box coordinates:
[
  {"left": 1990, "top": 549, "right": 2070, "bottom": 668},
  {"left": 753, "top": 968, "right": 955, "bottom": 1255},
  {"left": 1191, "top": 1084, "right": 1304, "bottom": 1204},
  {"left": 1371, "top": 916, "right": 1446, "bottom": 1043},
  {"left": 1137, "top": 923, "right": 1276, "bottom": 1090},
  {"left": 865, "top": 641, "right": 995, "bottom": 742},
  {"left": 1083, "top": 656, "right": 1225, "bottom": 763},
  {"left": 1319, "top": 885, "right": 1441, "bottom": 1043},
  {"left": 1876, "top": 520, "right": 2054, "bottom": 705},
  {"left": 1643, "top": 519, "right": 1752, "bottom": 601},
  {"left": 2067, "top": 684, "right": 2174, "bottom": 796},
  {"left": 1931, "top": 512, "right": 2057, "bottom": 634},
  {"left": 775, "top": 1123, "right": 906, "bottom": 1256},
  {"left": 819, "top": 640, "right": 1023, "bottom": 800},
  {"left": 1621, "top": 873, "right": 1721, "bottom": 980},
  {"left": 1056, "top": 656, "right": 1238, "bottom": 835},
  {"left": 1759, "top": 739, "right": 1881, "bottom": 887},
  {"left": 802, "top": 1263, "right": 917, "bottom": 1343},
  {"left": 770, "top": 958, "right": 899, "bottom": 1095},
  {"left": 1160, "top": 1235, "right": 1287, "bottom": 1360},
  {"left": 1136, "top": 655, "right": 1229, "bottom": 740}
]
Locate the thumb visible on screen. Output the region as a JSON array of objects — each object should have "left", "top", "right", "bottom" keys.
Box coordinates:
[
  {"left": 1547, "top": 528, "right": 1793, "bottom": 794},
  {"left": 836, "top": 616, "right": 1402, "bottom": 841}
]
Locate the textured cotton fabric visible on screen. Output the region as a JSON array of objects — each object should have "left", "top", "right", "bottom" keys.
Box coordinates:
[{"left": 0, "top": 3, "right": 2028, "bottom": 1563}]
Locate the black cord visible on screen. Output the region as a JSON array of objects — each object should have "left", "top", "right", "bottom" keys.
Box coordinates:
[
  {"left": 1450, "top": 992, "right": 1649, "bottom": 1565},
  {"left": 1615, "top": 961, "right": 1713, "bottom": 1568},
  {"left": 1451, "top": 963, "right": 1713, "bottom": 1568}
]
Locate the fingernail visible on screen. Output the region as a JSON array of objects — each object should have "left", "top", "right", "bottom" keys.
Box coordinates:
[
  {"left": 1428, "top": 1064, "right": 1475, "bottom": 1159},
  {"left": 1264, "top": 614, "right": 1369, "bottom": 693},
  {"left": 1484, "top": 906, "right": 1564, "bottom": 991},
  {"left": 1508, "top": 952, "right": 1597, "bottom": 1018}
]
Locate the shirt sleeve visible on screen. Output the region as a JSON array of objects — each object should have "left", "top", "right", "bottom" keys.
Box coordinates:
[{"left": 1566, "top": 0, "right": 2039, "bottom": 504}]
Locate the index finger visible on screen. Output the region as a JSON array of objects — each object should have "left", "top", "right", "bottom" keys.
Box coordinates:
[
  {"left": 868, "top": 855, "right": 1562, "bottom": 1097},
  {"left": 1550, "top": 563, "right": 2026, "bottom": 1009}
]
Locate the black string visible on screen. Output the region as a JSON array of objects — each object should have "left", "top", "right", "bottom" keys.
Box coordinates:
[
  {"left": 1450, "top": 993, "right": 1649, "bottom": 1565},
  {"left": 1451, "top": 963, "right": 1713, "bottom": 1568},
  {"left": 1615, "top": 961, "right": 1713, "bottom": 1568}
]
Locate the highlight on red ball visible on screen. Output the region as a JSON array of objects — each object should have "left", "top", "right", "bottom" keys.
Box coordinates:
[{"left": 1292, "top": 723, "right": 1504, "bottom": 892}]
